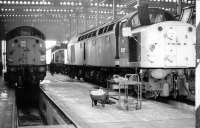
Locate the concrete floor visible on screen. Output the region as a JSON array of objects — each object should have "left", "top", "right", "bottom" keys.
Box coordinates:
[
  {"left": 41, "top": 73, "right": 195, "bottom": 128},
  {"left": 0, "top": 77, "right": 15, "bottom": 128}
]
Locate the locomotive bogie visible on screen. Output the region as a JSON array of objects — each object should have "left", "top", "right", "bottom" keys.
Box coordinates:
[{"left": 142, "top": 68, "right": 195, "bottom": 98}]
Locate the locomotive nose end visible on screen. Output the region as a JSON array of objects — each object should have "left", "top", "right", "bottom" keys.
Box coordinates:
[{"left": 165, "top": 29, "right": 177, "bottom": 41}]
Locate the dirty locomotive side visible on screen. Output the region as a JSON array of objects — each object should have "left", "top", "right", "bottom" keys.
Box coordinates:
[
  {"left": 4, "top": 26, "right": 46, "bottom": 87},
  {"left": 51, "top": 7, "right": 196, "bottom": 99}
]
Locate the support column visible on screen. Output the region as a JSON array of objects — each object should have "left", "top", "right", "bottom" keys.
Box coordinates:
[
  {"left": 76, "top": 11, "right": 79, "bottom": 34},
  {"left": 69, "top": 15, "right": 72, "bottom": 38},
  {"left": 113, "top": 0, "right": 116, "bottom": 20},
  {"left": 83, "top": 3, "right": 89, "bottom": 31},
  {"left": 177, "top": 0, "right": 182, "bottom": 15},
  {"left": 96, "top": 0, "right": 99, "bottom": 26}
]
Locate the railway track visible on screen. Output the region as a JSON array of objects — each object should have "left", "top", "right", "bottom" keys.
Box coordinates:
[{"left": 14, "top": 85, "right": 77, "bottom": 128}]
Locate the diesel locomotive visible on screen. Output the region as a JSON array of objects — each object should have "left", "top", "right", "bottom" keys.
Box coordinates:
[
  {"left": 49, "top": 44, "right": 68, "bottom": 74},
  {"left": 53, "top": 6, "right": 196, "bottom": 99},
  {"left": 4, "top": 26, "right": 46, "bottom": 87}
]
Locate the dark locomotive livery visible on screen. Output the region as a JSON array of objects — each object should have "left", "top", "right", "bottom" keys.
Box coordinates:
[
  {"left": 50, "top": 44, "right": 68, "bottom": 74},
  {"left": 52, "top": 7, "right": 196, "bottom": 99},
  {"left": 4, "top": 26, "right": 46, "bottom": 87}
]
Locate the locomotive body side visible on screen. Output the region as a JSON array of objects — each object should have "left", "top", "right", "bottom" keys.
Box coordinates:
[
  {"left": 5, "top": 26, "right": 46, "bottom": 87},
  {"left": 85, "top": 32, "right": 116, "bottom": 67},
  {"left": 65, "top": 8, "right": 195, "bottom": 98}
]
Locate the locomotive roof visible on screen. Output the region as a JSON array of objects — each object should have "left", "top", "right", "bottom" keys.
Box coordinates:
[
  {"left": 6, "top": 26, "right": 46, "bottom": 41},
  {"left": 77, "top": 8, "right": 175, "bottom": 38}
]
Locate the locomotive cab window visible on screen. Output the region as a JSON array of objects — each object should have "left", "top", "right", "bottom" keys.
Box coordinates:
[
  {"left": 149, "top": 13, "right": 164, "bottom": 24},
  {"left": 131, "top": 14, "right": 141, "bottom": 28},
  {"left": 148, "top": 9, "right": 175, "bottom": 24},
  {"left": 133, "top": 8, "right": 176, "bottom": 27},
  {"left": 107, "top": 24, "right": 115, "bottom": 32},
  {"left": 20, "top": 28, "right": 31, "bottom": 36}
]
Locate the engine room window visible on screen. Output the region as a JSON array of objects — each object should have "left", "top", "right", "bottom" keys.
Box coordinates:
[
  {"left": 103, "top": 26, "right": 109, "bottom": 33},
  {"left": 98, "top": 28, "right": 104, "bottom": 35},
  {"left": 107, "top": 24, "right": 114, "bottom": 32},
  {"left": 88, "top": 33, "right": 92, "bottom": 38},
  {"left": 92, "top": 31, "right": 96, "bottom": 37},
  {"left": 9, "top": 50, "right": 14, "bottom": 55}
]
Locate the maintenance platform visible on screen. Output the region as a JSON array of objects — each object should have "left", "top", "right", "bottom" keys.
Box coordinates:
[{"left": 40, "top": 73, "right": 195, "bottom": 128}]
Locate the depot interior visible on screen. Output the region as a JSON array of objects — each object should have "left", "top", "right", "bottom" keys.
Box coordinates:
[
  {"left": 0, "top": 0, "right": 195, "bottom": 63},
  {"left": 0, "top": 0, "right": 198, "bottom": 127}
]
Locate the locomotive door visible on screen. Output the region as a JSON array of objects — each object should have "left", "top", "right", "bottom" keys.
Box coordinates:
[
  {"left": 128, "top": 35, "right": 140, "bottom": 62},
  {"left": 119, "top": 20, "right": 129, "bottom": 66}
]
